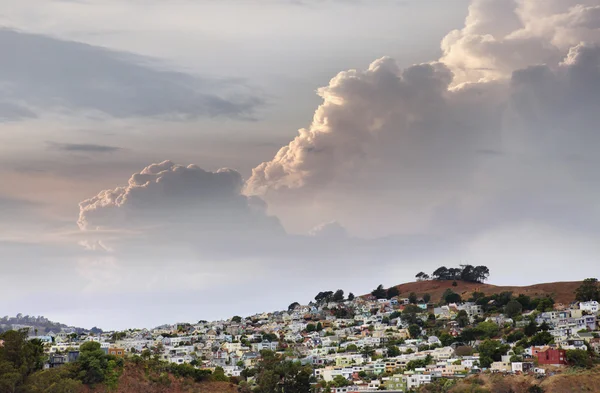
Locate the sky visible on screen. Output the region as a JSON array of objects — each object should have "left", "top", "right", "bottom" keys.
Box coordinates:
[{"left": 1, "top": 0, "right": 600, "bottom": 330}]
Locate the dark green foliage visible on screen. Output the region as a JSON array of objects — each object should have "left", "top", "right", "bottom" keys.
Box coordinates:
[
  {"left": 431, "top": 265, "right": 489, "bottom": 283},
  {"left": 387, "top": 345, "right": 400, "bottom": 357},
  {"left": 575, "top": 278, "right": 600, "bottom": 302},
  {"left": 477, "top": 339, "right": 510, "bottom": 368},
  {"left": 387, "top": 287, "right": 400, "bottom": 299},
  {"left": 371, "top": 285, "right": 387, "bottom": 299},
  {"left": 333, "top": 289, "right": 345, "bottom": 302},
  {"left": 253, "top": 350, "right": 312, "bottom": 393},
  {"left": 566, "top": 349, "right": 594, "bottom": 368},
  {"left": 442, "top": 289, "right": 462, "bottom": 304},
  {"left": 347, "top": 293, "right": 355, "bottom": 301},
  {"left": 504, "top": 300, "right": 523, "bottom": 317},
  {"left": 408, "top": 324, "right": 421, "bottom": 338},
  {"left": 423, "top": 293, "right": 431, "bottom": 303},
  {"left": 408, "top": 292, "right": 418, "bottom": 304}
]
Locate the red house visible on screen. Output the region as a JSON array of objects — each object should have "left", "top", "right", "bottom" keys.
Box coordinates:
[{"left": 536, "top": 348, "right": 567, "bottom": 365}]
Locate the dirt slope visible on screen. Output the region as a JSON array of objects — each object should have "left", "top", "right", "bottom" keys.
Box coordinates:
[
  {"left": 380, "top": 280, "right": 583, "bottom": 305},
  {"left": 437, "top": 367, "right": 600, "bottom": 393}
]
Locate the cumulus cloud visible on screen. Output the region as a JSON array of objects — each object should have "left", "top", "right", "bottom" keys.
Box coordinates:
[
  {"left": 0, "top": 29, "right": 262, "bottom": 121},
  {"left": 440, "top": 0, "right": 600, "bottom": 84},
  {"left": 309, "top": 221, "right": 348, "bottom": 238},
  {"left": 78, "top": 160, "right": 283, "bottom": 239},
  {"left": 246, "top": 0, "right": 600, "bottom": 239}
]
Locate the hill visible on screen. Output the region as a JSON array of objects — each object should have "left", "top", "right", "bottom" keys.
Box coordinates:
[
  {"left": 380, "top": 280, "right": 583, "bottom": 305},
  {"left": 420, "top": 367, "right": 600, "bottom": 393},
  {"left": 80, "top": 363, "right": 239, "bottom": 393},
  {"left": 0, "top": 314, "right": 97, "bottom": 335}
]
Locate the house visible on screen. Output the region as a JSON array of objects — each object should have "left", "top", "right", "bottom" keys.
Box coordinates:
[
  {"left": 579, "top": 301, "right": 599, "bottom": 313},
  {"left": 108, "top": 347, "right": 126, "bottom": 358},
  {"left": 46, "top": 354, "right": 67, "bottom": 369},
  {"left": 511, "top": 362, "right": 534, "bottom": 373},
  {"left": 491, "top": 362, "right": 511, "bottom": 373},
  {"left": 536, "top": 348, "right": 567, "bottom": 366}
]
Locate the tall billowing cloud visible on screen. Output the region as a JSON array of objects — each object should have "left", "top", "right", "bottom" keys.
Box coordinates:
[
  {"left": 440, "top": 0, "right": 600, "bottom": 84},
  {"left": 79, "top": 161, "right": 283, "bottom": 238},
  {"left": 246, "top": 0, "right": 600, "bottom": 237}
]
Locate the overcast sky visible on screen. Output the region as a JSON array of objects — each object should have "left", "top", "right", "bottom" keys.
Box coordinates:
[{"left": 2, "top": 0, "right": 600, "bottom": 330}]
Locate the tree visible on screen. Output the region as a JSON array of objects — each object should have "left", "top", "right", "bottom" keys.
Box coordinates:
[
  {"left": 454, "top": 346, "right": 473, "bottom": 357},
  {"left": 231, "top": 316, "right": 242, "bottom": 323},
  {"left": 423, "top": 293, "right": 431, "bottom": 303},
  {"left": 371, "top": 285, "right": 387, "bottom": 299},
  {"left": 456, "top": 310, "right": 470, "bottom": 328},
  {"left": 315, "top": 291, "right": 334, "bottom": 304},
  {"left": 566, "top": 349, "right": 594, "bottom": 368},
  {"left": 316, "top": 322, "right": 323, "bottom": 331},
  {"left": 287, "top": 302, "right": 300, "bottom": 312},
  {"left": 332, "top": 375, "right": 351, "bottom": 387},
  {"left": 504, "top": 300, "right": 523, "bottom": 317},
  {"left": 432, "top": 266, "right": 449, "bottom": 280},
  {"left": 401, "top": 305, "right": 422, "bottom": 325},
  {"left": 333, "top": 289, "right": 345, "bottom": 302},
  {"left": 387, "top": 287, "right": 400, "bottom": 299},
  {"left": 477, "top": 339, "right": 510, "bottom": 368},
  {"left": 473, "top": 266, "right": 490, "bottom": 283},
  {"left": 408, "top": 324, "right": 421, "bottom": 338},
  {"left": 387, "top": 345, "right": 400, "bottom": 357},
  {"left": 408, "top": 292, "right": 418, "bottom": 304},
  {"left": 347, "top": 293, "right": 355, "bottom": 301},
  {"left": 305, "top": 324, "right": 316, "bottom": 333},
  {"left": 529, "top": 331, "right": 553, "bottom": 346},
  {"left": 515, "top": 294, "right": 532, "bottom": 310},
  {"left": 442, "top": 289, "right": 461, "bottom": 304},
  {"left": 523, "top": 320, "right": 538, "bottom": 337},
  {"left": 77, "top": 341, "right": 110, "bottom": 385},
  {"left": 253, "top": 350, "right": 312, "bottom": 393},
  {"left": 575, "top": 278, "right": 600, "bottom": 302}
]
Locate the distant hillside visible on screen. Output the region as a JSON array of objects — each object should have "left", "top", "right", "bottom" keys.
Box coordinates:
[
  {"left": 372, "top": 280, "right": 583, "bottom": 305},
  {"left": 0, "top": 314, "right": 97, "bottom": 334}
]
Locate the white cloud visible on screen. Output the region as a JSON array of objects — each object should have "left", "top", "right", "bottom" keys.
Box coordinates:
[{"left": 246, "top": 0, "right": 600, "bottom": 243}]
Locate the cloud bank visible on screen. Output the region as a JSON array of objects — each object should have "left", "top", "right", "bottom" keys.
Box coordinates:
[{"left": 0, "top": 29, "right": 262, "bottom": 121}]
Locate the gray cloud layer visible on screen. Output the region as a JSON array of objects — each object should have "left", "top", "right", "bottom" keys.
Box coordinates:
[
  {"left": 48, "top": 142, "right": 123, "bottom": 153},
  {"left": 0, "top": 29, "right": 263, "bottom": 121}
]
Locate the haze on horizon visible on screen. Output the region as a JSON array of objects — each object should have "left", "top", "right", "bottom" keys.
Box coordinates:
[{"left": 1, "top": 0, "right": 600, "bottom": 330}]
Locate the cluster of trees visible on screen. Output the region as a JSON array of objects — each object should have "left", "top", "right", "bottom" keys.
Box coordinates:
[
  {"left": 417, "top": 265, "right": 490, "bottom": 283},
  {"left": 575, "top": 278, "right": 600, "bottom": 302},
  {"left": 311, "top": 290, "right": 355, "bottom": 306},
  {"left": 0, "top": 329, "right": 124, "bottom": 393},
  {"left": 239, "top": 350, "right": 313, "bottom": 393},
  {"left": 371, "top": 285, "right": 399, "bottom": 300}
]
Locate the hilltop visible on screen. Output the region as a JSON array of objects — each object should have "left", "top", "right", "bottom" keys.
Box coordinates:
[{"left": 379, "top": 280, "right": 583, "bottom": 305}]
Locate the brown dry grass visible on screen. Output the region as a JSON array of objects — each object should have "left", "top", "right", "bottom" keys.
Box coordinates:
[{"left": 382, "top": 280, "right": 583, "bottom": 305}]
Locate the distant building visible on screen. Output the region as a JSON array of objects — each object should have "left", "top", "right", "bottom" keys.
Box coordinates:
[{"left": 536, "top": 348, "right": 567, "bottom": 366}]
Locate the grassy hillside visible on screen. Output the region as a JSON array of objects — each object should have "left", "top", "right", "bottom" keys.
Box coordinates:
[
  {"left": 420, "top": 367, "right": 600, "bottom": 393},
  {"left": 381, "top": 280, "right": 583, "bottom": 305}
]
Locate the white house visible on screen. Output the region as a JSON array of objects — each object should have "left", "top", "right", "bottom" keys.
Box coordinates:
[{"left": 580, "top": 301, "right": 599, "bottom": 314}]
